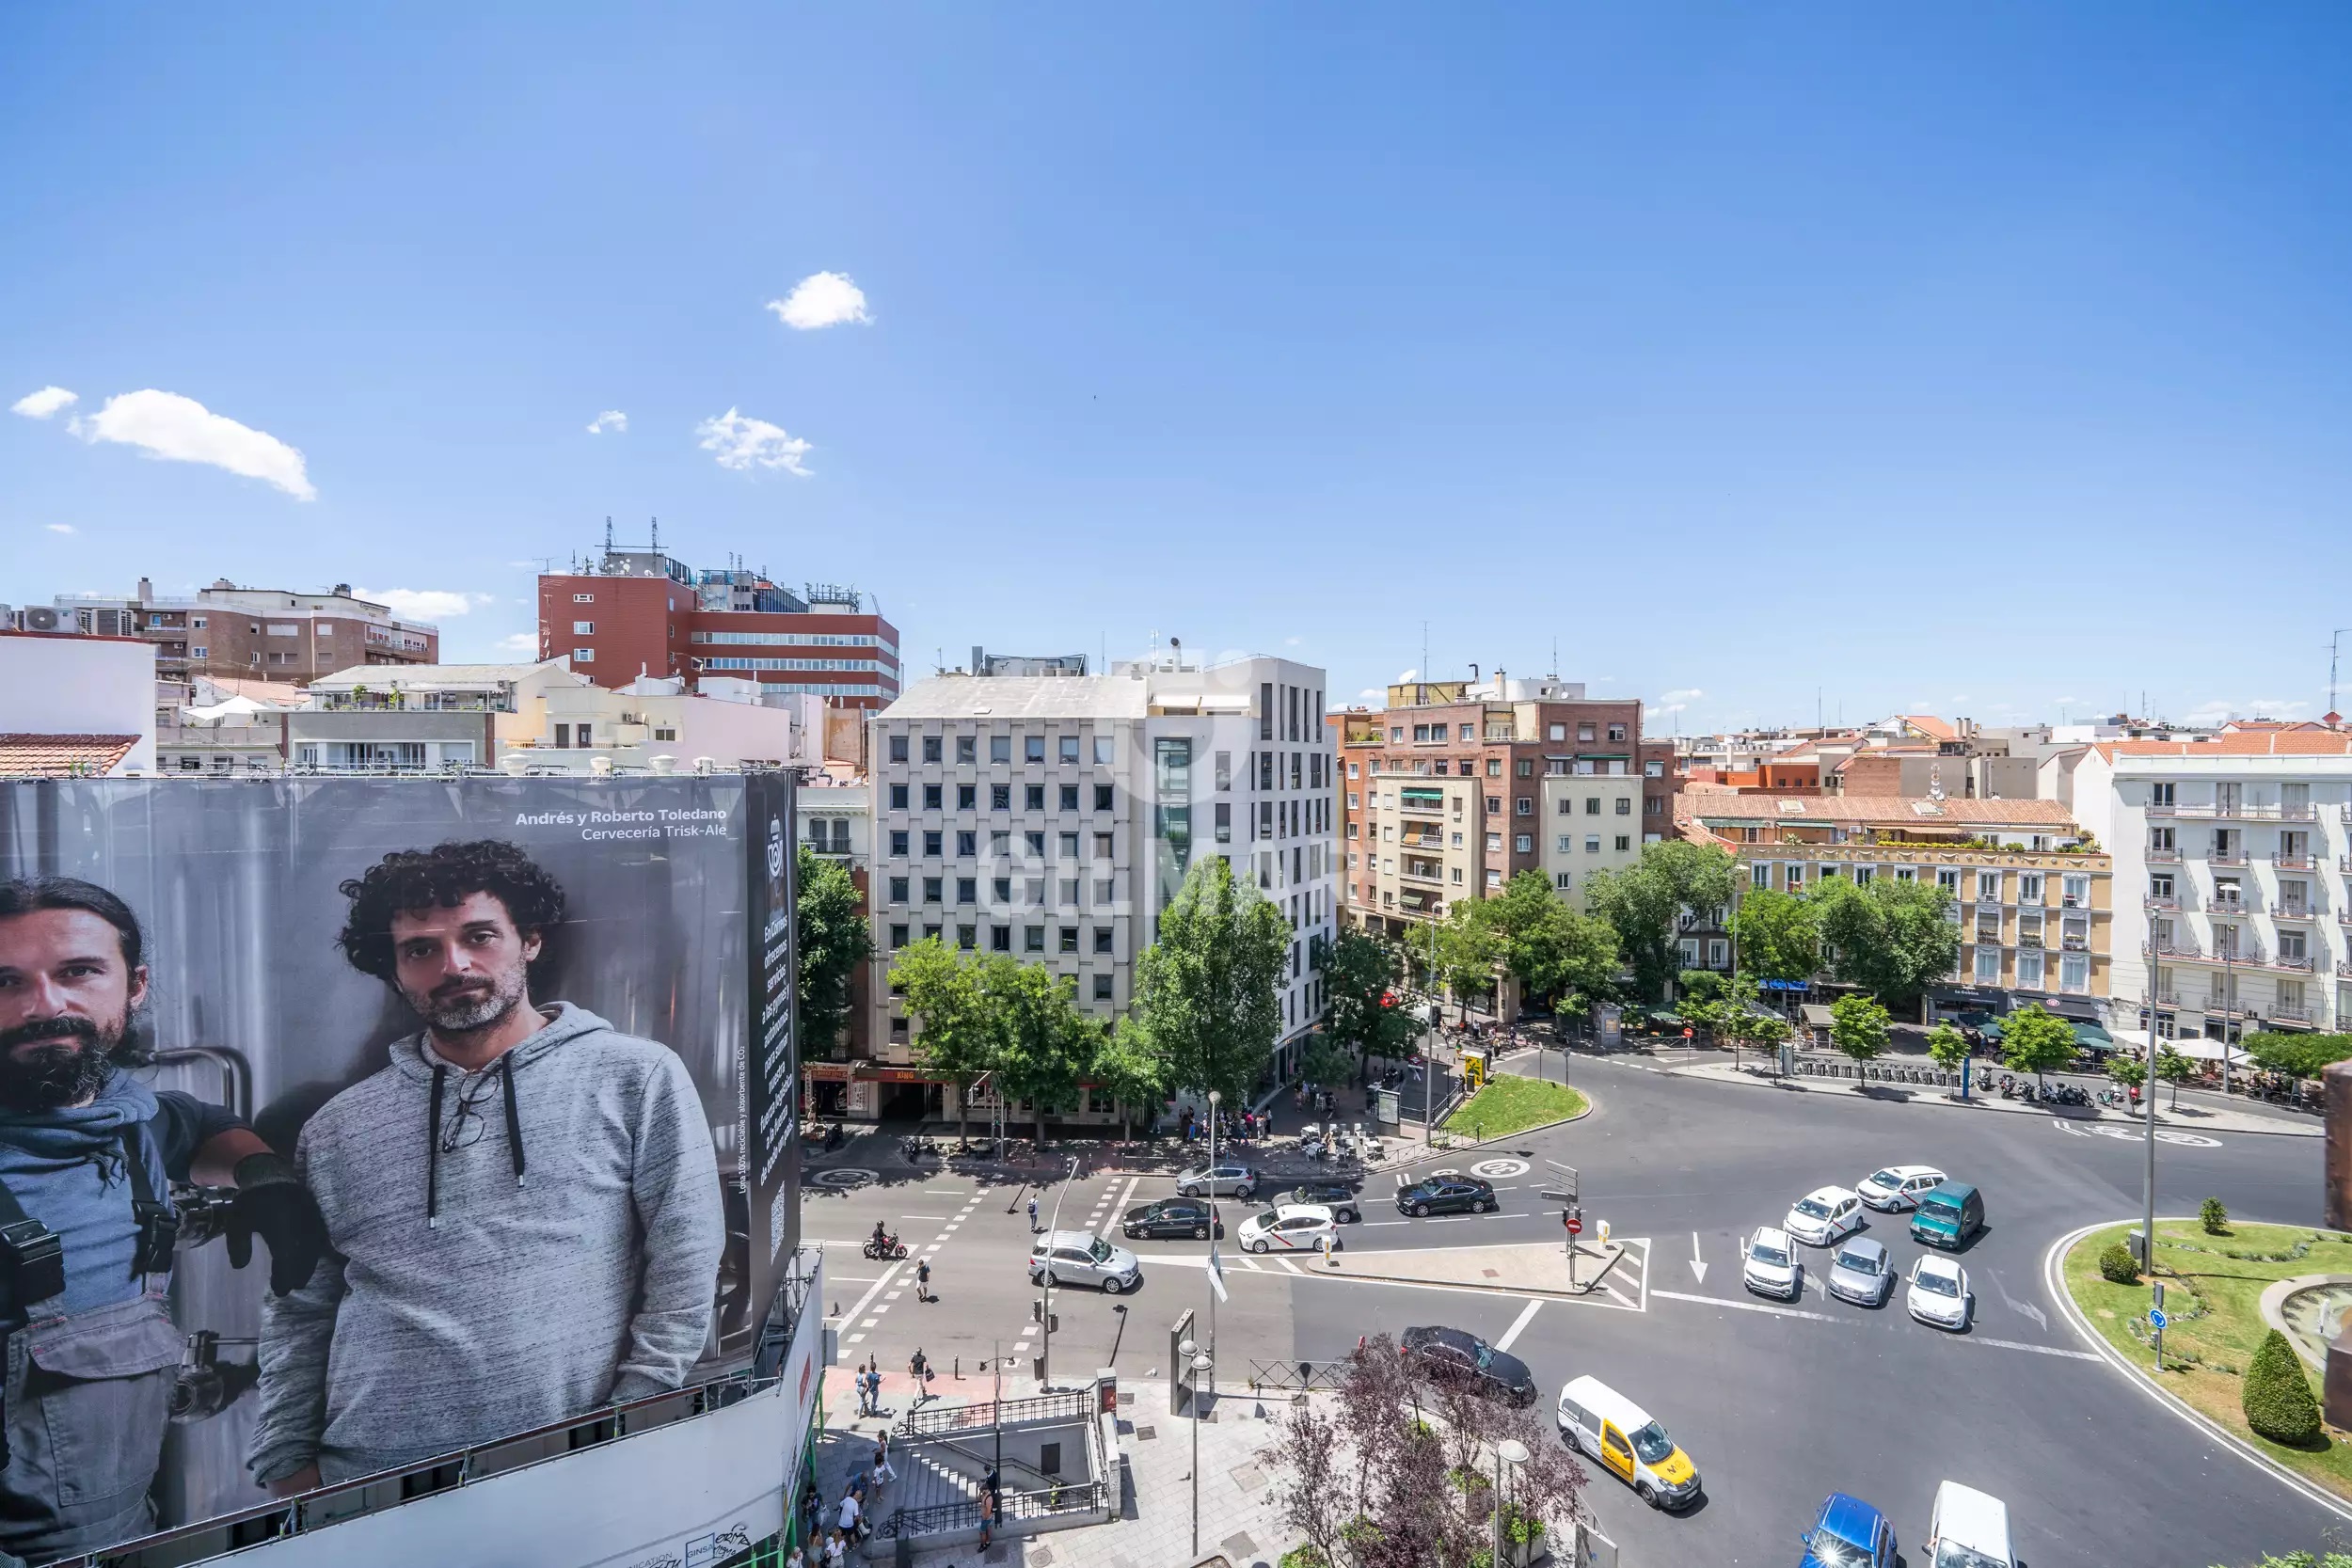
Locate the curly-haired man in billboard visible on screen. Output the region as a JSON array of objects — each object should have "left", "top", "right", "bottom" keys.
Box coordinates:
[
  {"left": 0, "top": 878, "right": 326, "bottom": 1562},
  {"left": 246, "top": 841, "right": 724, "bottom": 1494}
]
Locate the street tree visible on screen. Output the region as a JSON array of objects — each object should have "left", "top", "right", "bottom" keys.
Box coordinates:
[
  {"left": 2246, "top": 1031, "right": 2352, "bottom": 1082},
  {"left": 1998, "top": 1004, "right": 2078, "bottom": 1090},
  {"left": 1713, "top": 972, "right": 1766, "bottom": 1069},
  {"left": 889, "top": 937, "right": 996, "bottom": 1142},
  {"left": 795, "top": 844, "right": 871, "bottom": 1060},
  {"left": 1809, "top": 877, "right": 1959, "bottom": 1019},
  {"left": 1582, "top": 840, "right": 1739, "bottom": 1003},
  {"left": 2106, "top": 1052, "right": 2146, "bottom": 1093},
  {"left": 1728, "top": 886, "right": 1820, "bottom": 988},
  {"left": 1092, "top": 1021, "right": 1168, "bottom": 1141},
  {"left": 1263, "top": 1397, "right": 1348, "bottom": 1568},
  {"left": 2153, "top": 1041, "right": 2196, "bottom": 1108},
  {"left": 1124, "top": 855, "right": 1290, "bottom": 1105},
  {"left": 1325, "top": 927, "right": 1420, "bottom": 1068},
  {"left": 1829, "top": 994, "right": 1891, "bottom": 1073},
  {"left": 1431, "top": 899, "right": 1506, "bottom": 1022},
  {"left": 1480, "top": 870, "right": 1624, "bottom": 1012},
  {"left": 983, "top": 956, "right": 1097, "bottom": 1145},
  {"left": 1925, "top": 1022, "right": 1971, "bottom": 1083}
]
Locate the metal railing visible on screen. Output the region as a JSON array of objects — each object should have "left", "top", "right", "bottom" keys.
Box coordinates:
[
  {"left": 2147, "top": 847, "right": 2181, "bottom": 863},
  {"left": 2273, "top": 903, "right": 2317, "bottom": 920},
  {"left": 2143, "top": 895, "right": 2180, "bottom": 911},
  {"left": 2276, "top": 854, "right": 2317, "bottom": 871},
  {"left": 1248, "top": 1358, "right": 1352, "bottom": 1393},
  {"left": 2265, "top": 952, "right": 2315, "bottom": 973},
  {"left": 2272, "top": 1004, "right": 2318, "bottom": 1023},
  {"left": 2142, "top": 938, "right": 2204, "bottom": 959},
  {"left": 2210, "top": 852, "right": 2249, "bottom": 867},
  {"left": 904, "top": 1387, "right": 1097, "bottom": 1438}
]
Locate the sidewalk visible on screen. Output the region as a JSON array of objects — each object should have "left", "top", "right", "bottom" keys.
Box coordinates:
[
  {"left": 1319, "top": 1238, "right": 1626, "bottom": 1299},
  {"left": 1669, "top": 1059, "right": 2320, "bottom": 1137},
  {"left": 823, "top": 1375, "right": 1301, "bottom": 1568}
]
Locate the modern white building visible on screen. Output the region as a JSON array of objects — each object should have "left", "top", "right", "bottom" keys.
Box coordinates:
[
  {"left": 0, "top": 630, "right": 158, "bottom": 775},
  {"left": 860, "top": 654, "right": 1335, "bottom": 1125},
  {"left": 2075, "top": 733, "right": 2352, "bottom": 1049}
]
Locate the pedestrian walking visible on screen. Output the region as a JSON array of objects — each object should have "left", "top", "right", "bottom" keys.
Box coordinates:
[
  {"left": 823, "top": 1528, "right": 845, "bottom": 1568},
  {"left": 909, "top": 1347, "right": 931, "bottom": 1408},
  {"left": 977, "top": 1487, "right": 995, "bottom": 1548},
  {"left": 871, "top": 1436, "right": 897, "bottom": 1490},
  {"left": 853, "top": 1366, "right": 871, "bottom": 1416},
  {"left": 1027, "top": 1195, "right": 1039, "bottom": 1232},
  {"left": 916, "top": 1257, "right": 932, "bottom": 1302},
  {"left": 836, "top": 1488, "right": 862, "bottom": 1544}
]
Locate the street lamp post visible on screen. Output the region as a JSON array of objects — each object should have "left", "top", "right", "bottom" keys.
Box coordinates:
[
  {"left": 1493, "top": 1437, "right": 1529, "bottom": 1567},
  {"left": 1040, "top": 1153, "right": 1078, "bottom": 1389},
  {"left": 1205, "top": 1088, "right": 1221, "bottom": 1383},
  {"left": 1180, "top": 1338, "right": 1213, "bottom": 1558}
]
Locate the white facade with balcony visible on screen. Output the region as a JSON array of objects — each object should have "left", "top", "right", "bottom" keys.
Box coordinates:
[{"left": 2075, "top": 744, "right": 2352, "bottom": 1041}]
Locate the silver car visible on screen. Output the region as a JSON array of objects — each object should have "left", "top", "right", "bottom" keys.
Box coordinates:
[
  {"left": 1825, "top": 1236, "right": 1893, "bottom": 1307},
  {"left": 1176, "top": 1163, "right": 1258, "bottom": 1199},
  {"left": 1029, "top": 1229, "right": 1143, "bottom": 1293}
]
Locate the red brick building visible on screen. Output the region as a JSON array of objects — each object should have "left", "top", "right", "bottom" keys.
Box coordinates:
[{"left": 537, "top": 539, "right": 900, "bottom": 710}]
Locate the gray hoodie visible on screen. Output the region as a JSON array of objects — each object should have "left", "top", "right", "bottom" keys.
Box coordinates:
[{"left": 247, "top": 1004, "right": 724, "bottom": 1485}]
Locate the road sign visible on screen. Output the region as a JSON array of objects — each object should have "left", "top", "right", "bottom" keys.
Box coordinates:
[
  {"left": 2148, "top": 1307, "right": 2169, "bottom": 1330},
  {"left": 1565, "top": 1213, "right": 1583, "bottom": 1235}
]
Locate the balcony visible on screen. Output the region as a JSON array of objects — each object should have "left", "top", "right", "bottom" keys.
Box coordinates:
[
  {"left": 2341, "top": 958, "right": 2352, "bottom": 977},
  {"left": 2152, "top": 989, "right": 2184, "bottom": 1006},
  {"left": 2142, "top": 938, "right": 2205, "bottom": 960},
  {"left": 2272, "top": 1003, "right": 2319, "bottom": 1023},
  {"left": 2265, "top": 951, "right": 2316, "bottom": 974},
  {"left": 2147, "top": 847, "right": 2181, "bottom": 863},
  {"left": 2273, "top": 903, "right": 2317, "bottom": 922},
  {"left": 1399, "top": 864, "right": 1445, "bottom": 886},
  {"left": 2146, "top": 800, "right": 2179, "bottom": 817},
  {"left": 2143, "top": 893, "right": 2179, "bottom": 911},
  {"left": 2209, "top": 851, "right": 2249, "bottom": 867},
  {"left": 1398, "top": 795, "right": 1448, "bottom": 817},
  {"left": 2276, "top": 853, "right": 2317, "bottom": 871},
  {"left": 2208, "top": 898, "right": 2250, "bottom": 918}
]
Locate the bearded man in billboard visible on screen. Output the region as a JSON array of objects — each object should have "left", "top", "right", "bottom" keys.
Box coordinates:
[
  {"left": 0, "top": 879, "right": 325, "bottom": 1563},
  {"left": 247, "top": 840, "right": 724, "bottom": 1494}
]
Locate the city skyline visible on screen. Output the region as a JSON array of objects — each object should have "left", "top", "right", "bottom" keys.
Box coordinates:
[{"left": 7, "top": 5, "right": 2350, "bottom": 732}]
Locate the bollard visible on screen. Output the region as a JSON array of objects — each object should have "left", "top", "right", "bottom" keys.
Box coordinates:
[{"left": 954, "top": 1356, "right": 961, "bottom": 1380}]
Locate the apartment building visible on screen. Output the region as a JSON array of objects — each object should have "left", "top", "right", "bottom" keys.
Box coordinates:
[
  {"left": 1538, "top": 772, "right": 1645, "bottom": 907},
  {"left": 860, "top": 655, "right": 1335, "bottom": 1124},
  {"left": 1341, "top": 675, "right": 1677, "bottom": 939},
  {"left": 798, "top": 774, "right": 871, "bottom": 1069},
  {"left": 536, "top": 533, "right": 900, "bottom": 709},
  {"left": 45, "top": 578, "right": 437, "bottom": 692},
  {"left": 1678, "top": 792, "right": 2112, "bottom": 1022},
  {"left": 2074, "top": 733, "right": 2352, "bottom": 1043}
]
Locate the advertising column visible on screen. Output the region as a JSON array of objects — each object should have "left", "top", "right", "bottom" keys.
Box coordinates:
[{"left": 741, "top": 771, "right": 802, "bottom": 1335}]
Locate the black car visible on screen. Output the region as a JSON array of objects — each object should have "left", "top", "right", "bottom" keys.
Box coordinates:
[
  {"left": 1395, "top": 1174, "right": 1497, "bottom": 1218},
  {"left": 1276, "top": 1182, "right": 1360, "bottom": 1223},
  {"left": 1122, "top": 1197, "right": 1224, "bottom": 1240},
  {"left": 1400, "top": 1325, "right": 1538, "bottom": 1406}
]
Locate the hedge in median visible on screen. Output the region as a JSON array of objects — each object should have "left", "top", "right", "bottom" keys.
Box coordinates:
[
  {"left": 2243, "top": 1327, "right": 2325, "bottom": 1446},
  {"left": 2098, "top": 1243, "right": 2140, "bottom": 1285}
]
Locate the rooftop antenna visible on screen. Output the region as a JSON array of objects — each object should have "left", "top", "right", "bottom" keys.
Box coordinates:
[
  {"left": 604, "top": 517, "right": 613, "bottom": 551},
  {"left": 2332, "top": 630, "right": 2352, "bottom": 720},
  {"left": 650, "top": 517, "right": 660, "bottom": 550},
  {"left": 1550, "top": 637, "right": 1558, "bottom": 680},
  {"left": 1421, "top": 621, "right": 1429, "bottom": 686}
]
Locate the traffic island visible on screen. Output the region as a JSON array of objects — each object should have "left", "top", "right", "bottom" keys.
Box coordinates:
[
  {"left": 1437, "top": 1075, "right": 1591, "bottom": 1145},
  {"left": 2057, "top": 1220, "right": 2352, "bottom": 1501},
  {"left": 1316, "top": 1240, "right": 1626, "bottom": 1299}
]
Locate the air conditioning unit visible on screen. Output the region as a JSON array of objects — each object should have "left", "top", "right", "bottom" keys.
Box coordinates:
[{"left": 21, "top": 607, "right": 64, "bottom": 633}]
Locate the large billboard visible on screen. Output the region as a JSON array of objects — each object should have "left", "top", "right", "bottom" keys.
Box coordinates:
[{"left": 0, "top": 773, "right": 795, "bottom": 1563}]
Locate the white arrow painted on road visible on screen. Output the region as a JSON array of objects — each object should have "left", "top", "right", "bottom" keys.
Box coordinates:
[{"left": 1689, "top": 1231, "right": 1708, "bottom": 1283}]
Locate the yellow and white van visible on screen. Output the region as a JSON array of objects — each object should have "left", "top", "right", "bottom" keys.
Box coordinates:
[{"left": 1555, "top": 1375, "right": 1702, "bottom": 1511}]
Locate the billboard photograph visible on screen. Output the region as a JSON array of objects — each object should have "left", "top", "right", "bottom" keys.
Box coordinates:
[{"left": 0, "top": 773, "right": 796, "bottom": 1563}]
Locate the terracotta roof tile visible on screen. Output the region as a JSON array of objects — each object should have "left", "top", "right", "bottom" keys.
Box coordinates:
[
  {"left": 1676, "top": 792, "right": 2078, "bottom": 827},
  {"left": 2095, "top": 733, "right": 2352, "bottom": 760},
  {"left": 0, "top": 734, "right": 138, "bottom": 777}
]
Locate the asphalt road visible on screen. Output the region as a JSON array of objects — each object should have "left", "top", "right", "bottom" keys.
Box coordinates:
[{"left": 801, "top": 1059, "right": 2339, "bottom": 1567}]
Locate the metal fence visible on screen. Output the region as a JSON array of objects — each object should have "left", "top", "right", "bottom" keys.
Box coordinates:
[
  {"left": 902, "top": 1386, "right": 1097, "bottom": 1438},
  {"left": 1247, "top": 1358, "right": 1350, "bottom": 1393}
]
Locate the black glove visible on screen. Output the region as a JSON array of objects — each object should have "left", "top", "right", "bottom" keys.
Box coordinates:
[{"left": 227, "top": 1152, "right": 329, "bottom": 1296}]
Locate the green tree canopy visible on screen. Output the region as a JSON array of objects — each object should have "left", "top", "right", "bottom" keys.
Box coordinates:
[
  {"left": 795, "top": 844, "right": 872, "bottom": 1060},
  {"left": 1809, "top": 877, "right": 1959, "bottom": 1018},
  {"left": 888, "top": 936, "right": 996, "bottom": 1140},
  {"left": 1829, "top": 994, "right": 1891, "bottom": 1069},
  {"left": 1998, "top": 1004, "right": 2077, "bottom": 1086},
  {"left": 2153, "top": 1041, "right": 2196, "bottom": 1108},
  {"left": 1727, "top": 887, "right": 1820, "bottom": 986},
  {"left": 1124, "top": 855, "right": 1291, "bottom": 1104},
  {"left": 1093, "top": 1021, "right": 1169, "bottom": 1141},
  {"left": 1479, "top": 870, "right": 1625, "bottom": 1008},
  {"left": 1924, "top": 1022, "right": 1971, "bottom": 1077},
  {"left": 1582, "top": 840, "right": 1739, "bottom": 1003},
  {"left": 1324, "top": 927, "right": 1420, "bottom": 1065},
  {"left": 2245, "top": 1032, "right": 2352, "bottom": 1081},
  {"left": 1430, "top": 898, "right": 1505, "bottom": 1020},
  {"left": 981, "top": 956, "right": 1099, "bottom": 1144}
]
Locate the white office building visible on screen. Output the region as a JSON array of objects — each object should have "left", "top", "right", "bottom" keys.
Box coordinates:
[
  {"left": 863, "top": 654, "right": 1335, "bottom": 1124},
  {"left": 2074, "top": 734, "right": 2352, "bottom": 1049}
]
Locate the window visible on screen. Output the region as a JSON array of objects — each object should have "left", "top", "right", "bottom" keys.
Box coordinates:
[
  {"left": 1584, "top": 797, "right": 1600, "bottom": 816},
  {"left": 1026, "top": 735, "right": 1046, "bottom": 764},
  {"left": 922, "top": 784, "right": 944, "bottom": 811},
  {"left": 1094, "top": 927, "right": 1113, "bottom": 954},
  {"left": 1059, "top": 831, "right": 1080, "bottom": 857},
  {"left": 1095, "top": 784, "right": 1114, "bottom": 811},
  {"left": 991, "top": 735, "right": 1012, "bottom": 763},
  {"left": 992, "top": 784, "right": 1011, "bottom": 810},
  {"left": 1976, "top": 871, "right": 2001, "bottom": 901},
  {"left": 1555, "top": 871, "right": 1572, "bottom": 889},
  {"left": 957, "top": 735, "right": 977, "bottom": 764},
  {"left": 957, "top": 784, "right": 977, "bottom": 810},
  {"left": 1615, "top": 835, "right": 1630, "bottom": 852},
  {"left": 889, "top": 735, "right": 909, "bottom": 764},
  {"left": 1585, "top": 835, "right": 1601, "bottom": 854},
  {"left": 1026, "top": 784, "right": 1046, "bottom": 811},
  {"left": 2017, "top": 873, "right": 2043, "bottom": 905},
  {"left": 1053, "top": 784, "right": 1074, "bottom": 811},
  {"left": 572, "top": 594, "right": 595, "bottom": 604},
  {"left": 1025, "top": 927, "right": 1045, "bottom": 953},
  {"left": 1556, "top": 833, "right": 1572, "bottom": 853},
  {"left": 1852, "top": 865, "right": 1873, "bottom": 886},
  {"left": 1516, "top": 758, "right": 1533, "bottom": 778},
  {"left": 2150, "top": 782, "right": 2175, "bottom": 807},
  {"left": 1548, "top": 723, "right": 1565, "bottom": 741},
  {"left": 1515, "top": 833, "right": 1533, "bottom": 853},
  {"left": 924, "top": 830, "right": 944, "bottom": 856},
  {"left": 1486, "top": 832, "right": 1502, "bottom": 851},
  {"left": 1486, "top": 758, "right": 1502, "bottom": 777},
  {"left": 1093, "top": 974, "right": 1114, "bottom": 1003},
  {"left": 1753, "top": 863, "right": 1772, "bottom": 888},
  {"left": 888, "top": 876, "right": 909, "bottom": 902},
  {"left": 1059, "top": 736, "right": 1080, "bottom": 764},
  {"left": 1215, "top": 801, "right": 1232, "bottom": 843},
  {"left": 191, "top": 645, "right": 207, "bottom": 658},
  {"left": 2061, "top": 874, "right": 2090, "bottom": 909},
  {"left": 1975, "top": 947, "right": 2001, "bottom": 983},
  {"left": 957, "top": 831, "right": 977, "bottom": 856},
  {"left": 956, "top": 878, "right": 977, "bottom": 903},
  {"left": 992, "top": 927, "right": 1011, "bottom": 952},
  {"left": 1645, "top": 759, "right": 1664, "bottom": 778},
  {"left": 571, "top": 647, "right": 596, "bottom": 663},
  {"left": 2149, "top": 826, "right": 2175, "bottom": 853},
  {"left": 1094, "top": 735, "right": 1114, "bottom": 764},
  {"left": 1060, "top": 878, "right": 1079, "bottom": 905},
  {"left": 1347, "top": 762, "right": 1359, "bottom": 780},
  {"left": 1578, "top": 723, "right": 1595, "bottom": 742},
  {"left": 1893, "top": 865, "right": 1915, "bottom": 882},
  {"left": 2016, "top": 949, "right": 2044, "bottom": 989},
  {"left": 572, "top": 621, "right": 595, "bottom": 635},
  {"left": 1937, "top": 867, "right": 1960, "bottom": 893},
  {"left": 923, "top": 736, "right": 943, "bottom": 764},
  {"left": 2059, "top": 953, "right": 2090, "bottom": 993},
  {"left": 1026, "top": 831, "right": 1046, "bottom": 855},
  {"left": 1708, "top": 938, "right": 1729, "bottom": 968},
  {"left": 991, "top": 831, "right": 1011, "bottom": 856},
  {"left": 891, "top": 830, "right": 911, "bottom": 856},
  {"left": 1094, "top": 832, "right": 1114, "bottom": 859},
  {"left": 1784, "top": 863, "right": 1804, "bottom": 891}
]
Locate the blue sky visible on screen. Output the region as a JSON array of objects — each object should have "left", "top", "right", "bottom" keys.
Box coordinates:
[{"left": 6, "top": 5, "right": 2349, "bottom": 732}]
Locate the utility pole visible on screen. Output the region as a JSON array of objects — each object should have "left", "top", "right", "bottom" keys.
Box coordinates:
[
  {"left": 2332, "top": 629, "right": 2352, "bottom": 720},
  {"left": 1205, "top": 1089, "right": 1221, "bottom": 1384},
  {"left": 1039, "top": 1154, "right": 1078, "bottom": 1389}
]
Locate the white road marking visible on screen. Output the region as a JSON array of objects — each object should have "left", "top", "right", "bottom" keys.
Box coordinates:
[
  {"left": 1652, "top": 1288, "right": 1843, "bottom": 1323},
  {"left": 1276, "top": 1258, "right": 1304, "bottom": 1275},
  {"left": 1494, "top": 1298, "right": 1544, "bottom": 1352},
  {"left": 885, "top": 1291, "right": 904, "bottom": 1301},
  {"left": 1360, "top": 1219, "right": 1410, "bottom": 1227},
  {"left": 827, "top": 1274, "right": 883, "bottom": 1284},
  {"left": 1961, "top": 1335, "right": 2099, "bottom": 1362},
  {"left": 836, "top": 1259, "right": 906, "bottom": 1330},
  {"left": 1240, "top": 1257, "right": 1264, "bottom": 1272},
  {"left": 1689, "top": 1231, "right": 1708, "bottom": 1284},
  {"left": 925, "top": 1189, "right": 966, "bottom": 1196},
  {"left": 900, "top": 1214, "right": 949, "bottom": 1220},
  {"left": 847, "top": 1333, "right": 866, "bottom": 1344}
]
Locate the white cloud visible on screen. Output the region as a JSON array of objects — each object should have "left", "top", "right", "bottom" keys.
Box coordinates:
[
  {"left": 1284, "top": 636, "right": 1304, "bottom": 647},
  {"left": 1357, "top": 689, "right": 1383, "bottom": 702},
  {"left": 11, "top": 386, "right": 77, "bottom": 420},
  {"left": 585, "top": 410, "right": 628, "bottom": 435},
  {"left": 69, "top": 389, "right": 314, "bottom": 499},
  {"left": 1661, "top": 688, "right": 1704, "bottom": 705},
  {"left": 497, "top": 632, "right": 541, "bottom": 656},
  {"left": 696, "top": 408, "right": 813, "bottom": 475},
  {"left": 43, "top": 523, "right": 75, "bottom": 535},
  {"left": 766, "top": 271, "right": 872, "bottom": 331},
  {"left": 1648, "top": 702, "right": 1692, "bottom": 718},
  {"left": 356, "top": 589, "right": 492, "bottom": 622},
  {"left": 2053, "top": 695, "right": 2080, "bottom": 705}
]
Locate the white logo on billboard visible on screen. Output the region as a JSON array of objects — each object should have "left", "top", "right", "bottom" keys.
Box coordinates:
[{"left": 767, "top": 816, "right": 785, "bottom": 881}]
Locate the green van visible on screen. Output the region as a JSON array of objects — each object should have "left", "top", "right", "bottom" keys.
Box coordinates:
[{"left": 1910, "top": 1181, "right": 1984, "bottom": 1250}]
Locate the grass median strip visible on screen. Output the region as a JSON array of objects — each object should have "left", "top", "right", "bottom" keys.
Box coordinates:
[
  {"left": 2060, "top": 1219, "right": 2352, "bottom": 1499},
  {"left": 1439, "top": 1073, "right": 1588, "bottom": 1141}
]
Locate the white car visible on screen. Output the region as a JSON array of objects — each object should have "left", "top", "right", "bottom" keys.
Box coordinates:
[
  {"left": 1237, "top": 1204, "right": 1341, "bottom": 1255},
  {"left": 1783, "top": 1186, "right": 1865, "bottom": 1247},
  {"left": 1907, "top": 1255, "right": 1972, "bottom": 1330},
  {"left": 1856, "top": 1164, "right": 1947, "bottom": 1212},
  {"left": 1742, "top": 1227, "right": 1801, "bottom": 1301}
]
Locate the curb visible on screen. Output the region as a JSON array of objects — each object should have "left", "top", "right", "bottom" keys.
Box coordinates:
[
  {"left": 2042, "top": 1218, "right": 2352, "bottom": 1524},
  {"left": 1672, "top": 1065, "right": 2320, "bottom": 1139},
  {"left": 1383, "top": 1090, "right": 1597, "bottom": 1175}
]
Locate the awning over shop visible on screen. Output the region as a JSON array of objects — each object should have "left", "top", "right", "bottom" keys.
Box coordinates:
[
  {"left": 2070, "top": 1022, "right": 2115, "bottom": 1052},
  {"left": 1801, "top": 1005, "right": 1836, "bottom": 1030}
]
